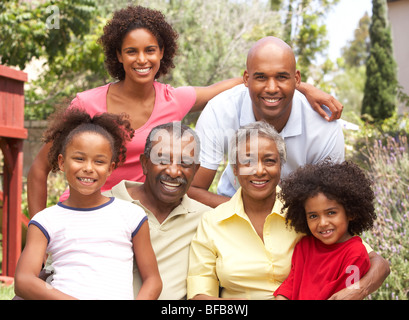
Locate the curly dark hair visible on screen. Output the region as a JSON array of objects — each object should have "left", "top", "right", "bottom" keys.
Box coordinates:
[
  {"left": 98, "top": 5, "right": 178, "bottom": 80},
  {"left": 43, "top": 107, "right": 134, "bottom": 172},
  {"left": 279, "top": 160, "right": 376, "bottom": 236}
]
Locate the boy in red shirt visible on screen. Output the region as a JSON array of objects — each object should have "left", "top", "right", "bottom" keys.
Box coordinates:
[{"left": 274, "top": 161, "right": 377, "bottom": 300}]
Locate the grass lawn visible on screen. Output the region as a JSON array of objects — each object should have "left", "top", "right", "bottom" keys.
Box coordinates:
[
  {"left": 0, "top": 284, "right": 14, "bottom": 300},
  {"left": 1, "top": 233, "right": 15, "bottom": 300}
]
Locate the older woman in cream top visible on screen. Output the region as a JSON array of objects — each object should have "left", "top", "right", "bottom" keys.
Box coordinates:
[
  {"left": 187, "top": 121, "right": 303, "bottom": 299},
  {"left": 187, "top": 119, "right": 389, "bottom": 300}
]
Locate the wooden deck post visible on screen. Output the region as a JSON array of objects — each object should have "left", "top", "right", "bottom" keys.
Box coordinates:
[{"left": 0, "top": 64, "right": 28, "bottom": 280}]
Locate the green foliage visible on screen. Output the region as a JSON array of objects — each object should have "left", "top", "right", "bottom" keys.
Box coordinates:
[
  {"left": 249, "top": 0, "right": 340, "bottom": 82},
  {"left": 283, "top": 0, "right": 339, "bottom": 81},
  {"left": 0, "top": 0, "right": 96, "bottom": 70},
  {"left": 341, "top": 12, "right": 370, "bottom": 69},
  {"left": 0, "top": 284, "right": 14, "bottom": 300},
  {"left": 158, "top": 0, "right": 280, "bottom": 87},
  {"left": 332, "top": 64, "right": 366, "bottom": 122},
  {"left": 344, "top": 112, "right": 409, "bottom": 166},
  {"left": 359, "top": 136, "right": 409, "bottom": 300},
  {"left": 327, "top": 12, "right": 369, "bottom": 123},
  {"left": 269, "top": 0, "right": 284, "bottom": 11},
  {"left": 24, "top": 16, "right": 109, "bottom": 120},
  {"left": 0, "top": 0, "right": 102, "bottom": 120},
  {"left": 318, "top": 11, "right": 370, "bottom": 122},
  {"left": 362, "top": 0, "right": 398, "bottom": 121},
  {"left": 343, "top": 115, "right": 409, "bottom": 300},
  {"left": 294, "top": 12, "right": 328, "bottom": 81},
  {"left": 1, "top": 0, "right": 340, "bottom": 120}
]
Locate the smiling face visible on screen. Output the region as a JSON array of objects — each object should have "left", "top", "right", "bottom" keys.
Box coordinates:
[
  {"left": 305, "top": 192, "right": 352, "bottom": 245},
  {"left": 243, "top": 38, "right": 301, "bottom": 132},
  {"left": 141, "top": 133, "right": 199, "bottom": 208},
  {"left": 58, "top": 132, "right": 115, "bottom": 200},
  {"left": 233, "top": 136, "right": 281, "bottom": 203},
  {"left": 117, "top": 28, "right": 164, "bottom": 84}
]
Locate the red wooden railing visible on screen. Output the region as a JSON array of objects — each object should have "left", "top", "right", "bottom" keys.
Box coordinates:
[{"left": 0, "top": 64, "right": 28, "bottom": 284}]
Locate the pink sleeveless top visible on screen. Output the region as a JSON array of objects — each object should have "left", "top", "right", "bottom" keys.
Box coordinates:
[{"left": 60, "top": 82, "right": 196, "bottom": 200}]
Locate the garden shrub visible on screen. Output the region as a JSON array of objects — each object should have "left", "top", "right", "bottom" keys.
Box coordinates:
[{"left": 360, "top": 136, "right": 409, "bottom": 300}]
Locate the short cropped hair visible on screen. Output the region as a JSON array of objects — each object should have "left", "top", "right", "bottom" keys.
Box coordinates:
[
  {"left": 229, "top": 120, "right": 287, "bottom": 168},
  {"left": 144, "top": 122, "right": 200, "bottom": 164}
]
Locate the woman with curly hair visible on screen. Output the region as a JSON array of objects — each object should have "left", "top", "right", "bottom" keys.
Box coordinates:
[
  {"left": 274, "top": 161, "right": 378, "bottom": 300},
  {"left": 27, "top": 5, "right": 243, "bottom": 216},
  {"left": 27, "top": 5, "right": 342, "bottom": 217},
  {"left": 187, "top": 121, "right": 303, "bottom": 300},
  {"left": 15, "top": 108, "right": 162, "bottom": 299}
]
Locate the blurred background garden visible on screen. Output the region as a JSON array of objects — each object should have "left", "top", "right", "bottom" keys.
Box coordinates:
[{"left": 0, "top": 0, "right": 408, "bottom": 300}]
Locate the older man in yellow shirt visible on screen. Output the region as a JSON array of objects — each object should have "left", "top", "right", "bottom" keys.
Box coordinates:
[{"left": 104, "top": 122, "right": 211, "bottom": 300}]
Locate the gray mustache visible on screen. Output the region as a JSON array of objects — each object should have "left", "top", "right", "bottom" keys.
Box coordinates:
[{"left": 158, "top": 174, "right": 187, "bottom": 185}]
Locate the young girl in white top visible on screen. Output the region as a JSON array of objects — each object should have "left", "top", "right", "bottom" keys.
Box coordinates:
[{"left": 14, "top": 108, "right": 162, "bottom": 300}]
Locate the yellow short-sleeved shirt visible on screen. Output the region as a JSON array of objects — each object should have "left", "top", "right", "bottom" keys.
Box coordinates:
[{"left": 187, "top": 187, "right": 304, "bottom": 300}]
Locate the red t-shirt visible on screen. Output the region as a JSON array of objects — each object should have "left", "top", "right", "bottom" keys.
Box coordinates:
[
  {"left": 274, "top": 235, "right": 370, "bottom": 300},
  {"left": 59, "top": 82, "right": 196, "bottom": 201}
]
